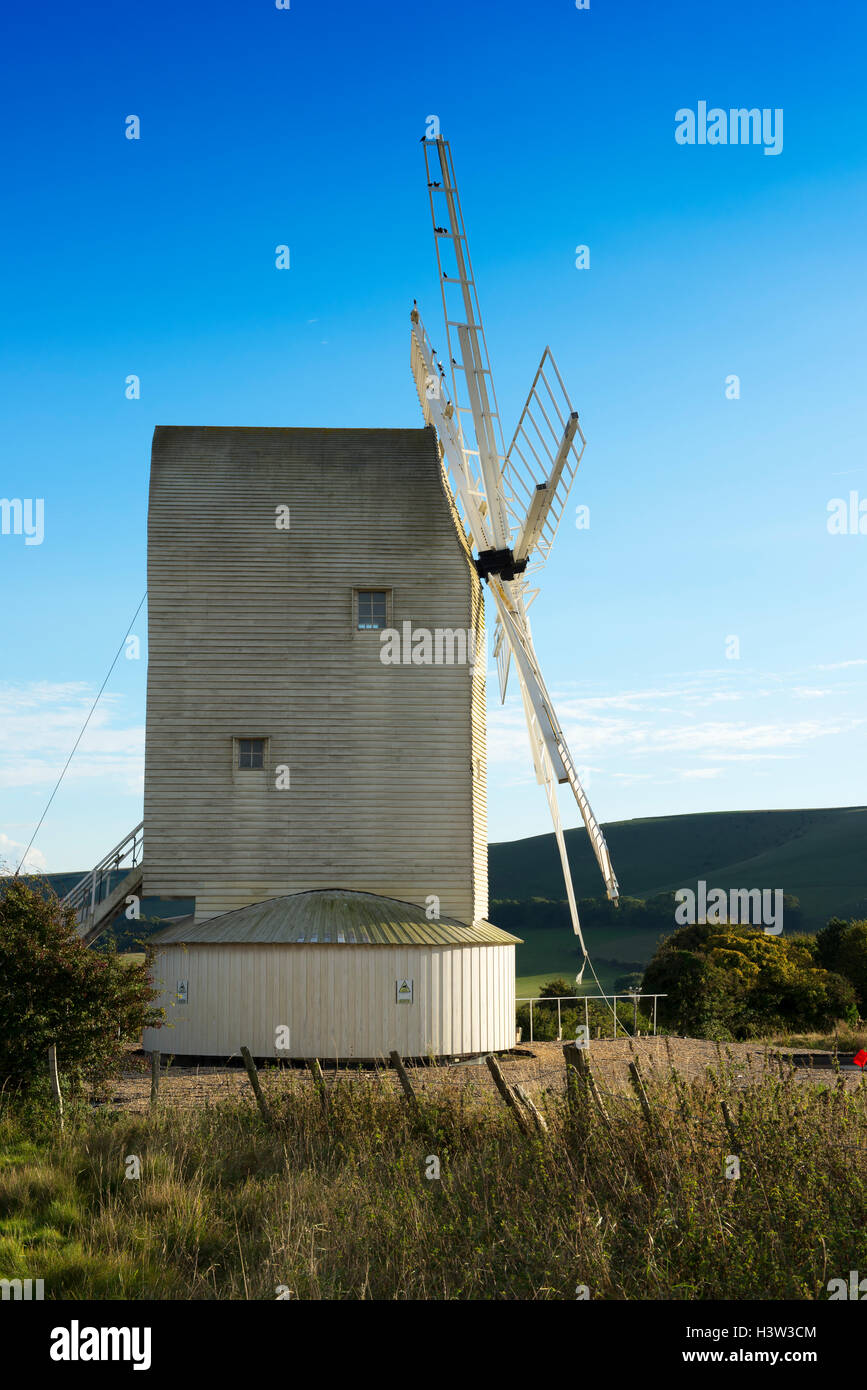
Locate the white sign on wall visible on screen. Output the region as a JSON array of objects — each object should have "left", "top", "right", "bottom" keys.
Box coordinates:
[{"left": 396, "top": 978, "right": 413, "bottom": 1004}]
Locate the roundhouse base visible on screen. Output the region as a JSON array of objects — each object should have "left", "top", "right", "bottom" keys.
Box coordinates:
[
  {"left": 140, "top": 890, "right": 521, "bottom": 1061},
  {"left": 141, "top": 938, "right": 517, "bottom": 1061}
]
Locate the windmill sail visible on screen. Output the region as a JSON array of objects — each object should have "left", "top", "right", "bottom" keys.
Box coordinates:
[
  {"left": 506, "top": 348, "right": 587, "bottom": 570},
  {"left": 412, "top": 132, "right": 621, "bottom": 953}
]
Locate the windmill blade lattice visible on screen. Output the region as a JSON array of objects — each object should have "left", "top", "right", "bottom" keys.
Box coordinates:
[{"left": 411, "top": 131, "right": 621, "bottom": 950}]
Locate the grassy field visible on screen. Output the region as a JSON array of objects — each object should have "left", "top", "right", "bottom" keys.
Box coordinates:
[
  {"left": 512, "top": 925, "right": 661, "bottom": 995},
  {"left": 1, "top": 1050, "right": 864, "bottom": 1299},
  {"left": 515, "top": 963, "right": 626, "bottom": 998},
  {"left": 516, "top": 971, "right": 579, "bottom": 998}
]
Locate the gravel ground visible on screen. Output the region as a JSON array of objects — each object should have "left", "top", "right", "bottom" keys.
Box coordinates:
[{"left": 94, "top": 1037, "right": 865, "bottom": 1115}]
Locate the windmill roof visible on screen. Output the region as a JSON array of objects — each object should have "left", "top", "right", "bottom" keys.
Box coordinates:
[{"left": 147, "top": 889, "right": 521, "bottom": 947}]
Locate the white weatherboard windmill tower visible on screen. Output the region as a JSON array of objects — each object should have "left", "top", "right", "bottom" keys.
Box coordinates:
[
  {"left": 410, "top": 132, "right": 619, "bottom": 979},
  {"left": 57, "top": 132, "right": 619, "bottom": 1061}
]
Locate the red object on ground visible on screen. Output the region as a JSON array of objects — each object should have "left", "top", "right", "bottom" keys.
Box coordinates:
[{"left": 853, "top": 1049, "right": 867, "bottom": 1068}]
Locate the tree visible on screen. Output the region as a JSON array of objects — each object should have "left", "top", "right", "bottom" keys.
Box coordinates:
[
  {"left": 813, "top": 917, "right": 867, "bottom": 1017},
  {"left": 643, "top": 948, "right": 723, "bottom": 1035},
  {"left": 643, "top": 921, "right": 855, "bottom": 1039},
  {"left": 825, "top": 920, "right": 867, "bottom": 1015},
  {"left": 538, "top": 978, "right": 575, "bottom": 998},
  {"left": 814, "top": 918, "right": 849, "bottom": 972},
  {"left": 613, "top": 972, "right": 644, "bottom": 993},
  {"left": 0, "top": 877, "right": 161, "bottom": 1091}
]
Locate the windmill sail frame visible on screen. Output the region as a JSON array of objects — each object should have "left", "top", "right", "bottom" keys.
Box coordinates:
[{"left": 412, "top": 132, "right": 621, "bottom": 951}]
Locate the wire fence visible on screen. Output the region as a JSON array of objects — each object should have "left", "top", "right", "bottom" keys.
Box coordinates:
[{"left": 556, "top": 1046, "right": 867, "bottom": 1160}]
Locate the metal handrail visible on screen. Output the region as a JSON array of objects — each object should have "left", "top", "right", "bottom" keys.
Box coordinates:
[
  {"left": 62, "top": 821, "right": 144, "bottom": 921},
  {"left": 516, "top": 992, "right": 668, "bottom": 1043}
]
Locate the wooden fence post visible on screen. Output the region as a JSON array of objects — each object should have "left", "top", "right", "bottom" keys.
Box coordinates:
[
  {"left": 389, "top": 1050, "right": 418, "bottom": 1107},
  {"left": 486, "top": 1053, "right": 532, "bottom": 1135},
  {"left": 562, "top": 1043, "right": 584, "bottom": 1112},
  {"left": 628, "top": 1057, "right": 654, "bottom": 1128},
  {"left": 562, "top": 1042, "right": 610, "bottom": 1128},
  {"left": 240, "top": 1046, "right": 273, "bottom": 1125},
  {"left": 47, "top": 1045, "right": 63, "bottom": 1131},
  {"left": 720, "top": 1098, "right": 740, "bottom": 1152},
  {"left": 150, "top": 1051, "right": 161, "bottom": 1107},
  {"left": 513, "top": 1081, "right": 548, "bottom": 1135}
]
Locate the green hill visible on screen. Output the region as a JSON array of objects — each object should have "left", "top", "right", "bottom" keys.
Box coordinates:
[{"left": 491, "top": 807, "right": 867, "bottom": 988}]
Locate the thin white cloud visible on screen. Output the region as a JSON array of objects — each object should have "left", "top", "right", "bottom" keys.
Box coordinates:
[
  {"left": 0, "top": 833, "right": 47, "bottom": 874},
  {"left": 488, "top": 660, "right": 866, "bottom": 783},
  {"left": 0, "top": 682, "right": 144, "bottom": 793}
]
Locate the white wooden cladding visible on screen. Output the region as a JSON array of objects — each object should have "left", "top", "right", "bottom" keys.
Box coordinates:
[
  {"left": 141, "top": 942, "right": 516, "bottom": 1059},
  {"left": 144, "top": 426, "right": 488, "bottom": 925}
]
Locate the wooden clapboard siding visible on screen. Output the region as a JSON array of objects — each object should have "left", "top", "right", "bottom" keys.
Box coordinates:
[
  {"left": 142, "top": 942, "right": 515, "bottom": 1059},
  {"left": 144, "top": 425, "right": 487, "bottom": 923}
]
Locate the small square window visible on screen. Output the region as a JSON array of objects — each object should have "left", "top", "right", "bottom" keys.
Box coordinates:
[
  {"left": 238, "top": 738, "right": 265, "bottom": 770},
  {"left": 357, "top": 590, "right": 388, "bottom": 630}
]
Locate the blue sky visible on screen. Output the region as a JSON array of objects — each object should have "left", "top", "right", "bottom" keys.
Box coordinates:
[{"left": 1, "top": 0, "right": 865, "bottom": 873}]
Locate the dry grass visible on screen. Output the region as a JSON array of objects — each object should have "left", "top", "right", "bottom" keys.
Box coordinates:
[{"left": 1, "top": 1039, "right": 865, "bottom": 1300}]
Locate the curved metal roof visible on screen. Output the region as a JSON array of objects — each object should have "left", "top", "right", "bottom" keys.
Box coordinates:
[{"left": 148, "top": 889, "right": 521, "bottom": 947}]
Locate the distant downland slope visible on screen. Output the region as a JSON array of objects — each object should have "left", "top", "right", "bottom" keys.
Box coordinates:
[
  {"left": 491, "top": 807, "right": 867, "bottom": 923},
  {"left": 491, "top": 807, "right": 867, "bottom": 982}
]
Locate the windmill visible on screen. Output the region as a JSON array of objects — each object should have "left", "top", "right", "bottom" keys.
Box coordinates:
[{"left": 410, "top": 133, "right": 619, "bottom": 981}]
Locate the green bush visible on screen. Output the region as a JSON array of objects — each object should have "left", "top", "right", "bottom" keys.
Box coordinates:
[
  {"left": 0, "top": 877, "right": 161, "bottom": 1091},
  {"left": 815, "top": 918, "right": 867, "bottom": 1015},
  {"left": 643, "top": 921, "right": 856, "bottom": 1039}
]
